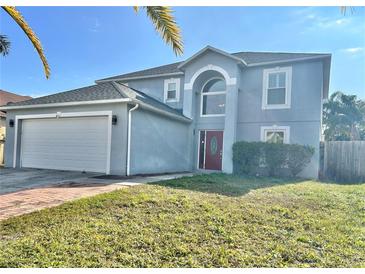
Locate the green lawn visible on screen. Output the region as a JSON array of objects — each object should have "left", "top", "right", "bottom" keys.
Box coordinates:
[{"left": 0, "top": 174, "right": 364, "bottom": 267}]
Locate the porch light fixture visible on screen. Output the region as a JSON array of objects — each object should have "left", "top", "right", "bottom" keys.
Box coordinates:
[
  {"left": 112, "top": 115, "right": 117, "bottom": 125},
  {"left": 9, "top": 119, "right": 14, "bottom": 127}
]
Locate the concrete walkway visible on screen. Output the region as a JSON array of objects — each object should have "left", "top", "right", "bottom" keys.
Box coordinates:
[{"left": 0, "top": 172, "right": 193, "bottom": 221}]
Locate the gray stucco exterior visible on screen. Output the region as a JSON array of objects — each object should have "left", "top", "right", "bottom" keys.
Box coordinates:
[
  {"left": 121, "top": 76, "right": 185, "bottom": 110},
  {"left": 1, "top": 46, "right": 330, "bottom": 179},
  {"left": 120, "top": 48, "right": 328, "bottom": 178},
  {"left": 236, "top": 60, "right": 324, "bottom": 178},
  {"left": 130, "top": 108, "right": 190, "bottom": 175}
]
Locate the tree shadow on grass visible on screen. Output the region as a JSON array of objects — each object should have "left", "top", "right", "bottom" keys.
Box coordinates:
[
  {"left": 149, "top": 173, "right": 307, "bottom": 197},
  {"left": 317, "top": 178, "right": 365, "bottom": 186}
]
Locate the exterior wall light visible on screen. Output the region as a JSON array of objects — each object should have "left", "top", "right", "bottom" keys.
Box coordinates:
[{"left": 112, "top": 115, "right": 117, "bottom": 125}]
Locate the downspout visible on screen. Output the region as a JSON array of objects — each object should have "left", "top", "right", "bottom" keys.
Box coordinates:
[{"left": 127, "top": 103, "right": 139, "bottom": 176}]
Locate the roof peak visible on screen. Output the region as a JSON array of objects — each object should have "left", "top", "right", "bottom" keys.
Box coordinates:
[
  {"left": 232, "top": 51, "right": 330, "bottom": 55},
  {"left": 96, "top": 47, "right": 331, "bottom": 82}
]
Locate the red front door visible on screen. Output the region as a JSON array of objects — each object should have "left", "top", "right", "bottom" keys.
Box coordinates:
[{"left": 203, "top": 130, "right": 223, "bottom": 170}]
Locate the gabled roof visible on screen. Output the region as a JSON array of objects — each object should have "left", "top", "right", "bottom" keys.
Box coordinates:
[
  {"left": 113, "top": 83, "right": 185, "bottom": 118},
  {"left": 96, "top": 62, "right": 184, "bottom": 82},
  {"left": 0, "top": 90, "right": 32, "bottom": 117},
  {"left": 177, "top": 46, "right": 246, "bottom": 69},
  {"left": 4, "top": 83, "right": 123, "bottom": 107},
  {"left": 96, "top": 46, "right": 331, "bottom": 83},
  {"left": 0, "top": 82, "right": 190, "bottom": 122},
  {"left": 232, "top": 51, "right": 330, "bottom": 66}
]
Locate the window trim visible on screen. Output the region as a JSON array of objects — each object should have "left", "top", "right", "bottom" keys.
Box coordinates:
[
  {"left": 260, "top": 126, "right": 290, "bottom": 144},
  {"left": 262, "top": 66, "right": 292, "bottom": 110},
  {"left": 164, "top": 78, "right": 180, "bottom": 103},
  {"left": 200, "top": 77, "right": 226, "bottom": 117}
]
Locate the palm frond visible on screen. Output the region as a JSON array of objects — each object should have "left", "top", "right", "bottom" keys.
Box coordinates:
[
  {"left": 340, "top": 7, "right": 355, "bottom": 15},
  {"left": 0, "top": 34, "right": 11, "bottom": 56},
  {"left": 136, "top": 6, "right": 183, "bottom": 56},
  {"left": 2, "top": 6, "right": 50, "bottom": 78}
]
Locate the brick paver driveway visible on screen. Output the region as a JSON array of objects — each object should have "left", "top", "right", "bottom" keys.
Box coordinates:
[
  {"left": 0, "top": 168, "right": 192, "bottom": 220},
  {"left": 0, "top": 181, "right": 126, "bottom": 220}
]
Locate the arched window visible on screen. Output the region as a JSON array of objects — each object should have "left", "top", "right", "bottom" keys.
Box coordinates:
[{"left": 201, "top": 78, "right": 226, "bottom": 116}]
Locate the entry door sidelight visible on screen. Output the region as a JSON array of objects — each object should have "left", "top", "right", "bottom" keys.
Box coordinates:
[{"left": 198, "top": 130, "right": 223, "bottom": 170}]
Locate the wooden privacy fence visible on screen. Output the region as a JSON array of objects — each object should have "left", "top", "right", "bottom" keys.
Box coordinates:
[{"left": 323, "top": 141, "right": 365, "bottom": 182}]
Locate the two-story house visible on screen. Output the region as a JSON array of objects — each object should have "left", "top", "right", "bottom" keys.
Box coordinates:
[{"left": 0, "top": 46, "right": 331, "bottom": 178}]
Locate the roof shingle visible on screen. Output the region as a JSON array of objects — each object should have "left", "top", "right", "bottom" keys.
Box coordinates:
[
  {"left": 1, "top": 82, "right": 188, "bottom": 120},
  {"left": 231, "top": 51, "right": 330, "bottom": 65},
  {"left": 5, "top": 83, "right": 123, "bottom": 107},
  {"left": 97, "top": 51, "right": 330, "bottom": 82},
  {"left": 98, "top": 62, "right": 183, "bottom": 82},
  {"left": 115, "top": 83, "right": 184, "bottom": 117}
]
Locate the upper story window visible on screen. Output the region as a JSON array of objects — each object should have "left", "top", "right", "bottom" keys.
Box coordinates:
[
  {"left": 201, "top": 78, "right": 226, "bottom": 117},
  {"left": 164, "top": 78, "right": 180, "bottom": 103},
  {"left": 261, "top": 126, "right": 290, "bottom": 144},
  {"left": 262, "top": 66, "right": 292, "bottom": 110}
]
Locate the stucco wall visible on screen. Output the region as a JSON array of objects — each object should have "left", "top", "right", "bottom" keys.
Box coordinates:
[
  {"left": 121, "top": 76, "right": 185, "bottom": 110},
  {"left": 182, "top": 50, "right": 241, "bottom": 173},
  {"left": 4, "top": 103, "right": 128, "bottom": 175},
  {"left": 237, "top": 61, "right": 323, "bottom": 178},
  {"left": 130, "top": 108, "right": 191, "bottom": 175},
  {"left": 120, "top": 53, "right": 324, "bottom": 178}
]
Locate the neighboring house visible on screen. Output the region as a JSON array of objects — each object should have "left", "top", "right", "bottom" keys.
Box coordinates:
[
  {"left": 0, "top": 46, "right": 331, "bottom": 178},
  {"left": 0, "top": 90, "right": 32, "bottom": 165}
]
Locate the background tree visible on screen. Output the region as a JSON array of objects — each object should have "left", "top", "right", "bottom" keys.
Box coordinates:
[
  {"left": 0, "top": 6, "right": 183, "bottom": 79},
  {"left": 0, "top": 35, "right": 10, "bottom": 56},
  {"left": 323, "top": 91, "right": 365, "bottom": 141}
]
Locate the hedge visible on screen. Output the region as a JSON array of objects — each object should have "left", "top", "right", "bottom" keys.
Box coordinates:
[{"left": 232, "top": 141, "right": 315, "bottom": 177}]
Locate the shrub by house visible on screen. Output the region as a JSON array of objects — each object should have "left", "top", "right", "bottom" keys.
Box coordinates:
[{"left": 232, "top": 141, "right": 314, "bottom": 177}]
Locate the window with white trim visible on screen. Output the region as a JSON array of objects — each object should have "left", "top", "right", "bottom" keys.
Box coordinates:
[
  {"left": 201, "top": 78, "right": 226, "bottom": 116},
  {"left": 164, "top": 78, "right": 180, "bottom": 102},
  {"left": 262, "top": 67, "right": 292, "bottom": 109},
  {"left": 261, "top": 126, "right": 290, "bottom": 144}
]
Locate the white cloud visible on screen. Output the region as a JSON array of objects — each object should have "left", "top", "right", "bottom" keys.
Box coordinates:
[
  {"left": 306, "top": 14, "right": 316, "bottom": 20},
  {"left": 341, "top": 47, "right": 364, "bottom": 54},
  {"left": 293, "top": 7, "right": 352, "bottom": 32},
  {"left": 315, "top": 17, "right": 351, "bottom": 29},
  {"left": 335, "top": 18, "right": 347, "bottom": 25},
  {"left": 89, "top": 18, "right": 100, "bottom": 33}
]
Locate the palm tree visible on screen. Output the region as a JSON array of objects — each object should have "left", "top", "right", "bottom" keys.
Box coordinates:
[
  {"left": 340, "top": 6, "right": 355, "bottom": 15},
  {"left": 134, "top": 6, "right": 183, "bottom": 56},
  {"left": 0, "top": 6, "right": 183, "bottom": 79},
  {"left": 1, "top": 6, "right": 50, "bottom": 78},
  {"left": 323, "top": 91, "right": 365, "bottom": 141},
  {"left": 0, "top": 35, "right": 10, "bottom": 56}
]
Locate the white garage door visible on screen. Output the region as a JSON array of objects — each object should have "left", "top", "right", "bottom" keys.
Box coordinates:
[{"left": 21, "top": 116, "right": 109, "bottom": 173}]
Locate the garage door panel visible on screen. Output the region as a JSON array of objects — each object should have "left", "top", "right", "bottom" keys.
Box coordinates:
[
  {"left": 21, "top": 147, "right": 108, "bottom": 155},
  {"left": 21, "top": 116, "right": 109, "bottom": 173},
  {"left": 21, "top": 138, "right": 106, "bottom": 147},
  {"left": 21, "top": 151, "right": 107, "bottom": 161},
  {"left": 21, "top": 159, "right": 107, "bottom": 173}
]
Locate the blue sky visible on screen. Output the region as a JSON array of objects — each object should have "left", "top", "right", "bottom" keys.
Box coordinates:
[{"left": 0, "top": 6, "right": 364, "bottom": 99}]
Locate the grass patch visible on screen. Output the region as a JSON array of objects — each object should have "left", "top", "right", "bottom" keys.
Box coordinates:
[{"left": 0, "top": 174, "right": 364, "bottom": 267}]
